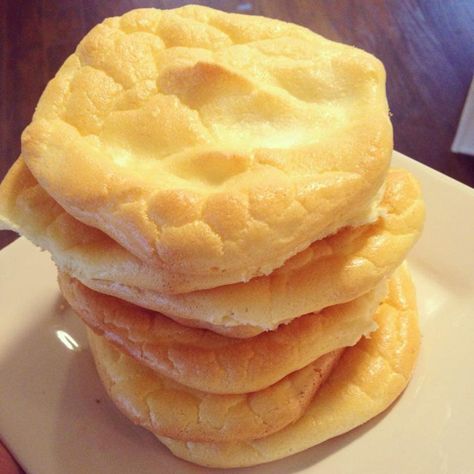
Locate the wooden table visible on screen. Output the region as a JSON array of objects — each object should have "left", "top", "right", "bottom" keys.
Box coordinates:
[
  {"left": 1, "top": 0, "right": 474, "bottom": 253},
  {"left": 0, "top": 2, "right": 473, "bottom": 471}
]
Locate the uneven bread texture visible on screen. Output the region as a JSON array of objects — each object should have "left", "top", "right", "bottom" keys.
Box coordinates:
[
  {"left": 21, "top": 5, "right": 392, "bottom": 287},
  {"left": 83, "top": 168, "right": 424, "bottom": 332},
  {"left": 88, "top": 328, "right": 342, "bottom": 442},
  {"left": 0, "top": 158, "right": 383, "bottom": 298},
  {"left": 0, "top": 158, "right": 250, "bottom": 294},
  {"left": 0, "top": 160, "right": 422, "bottom": 333},
  {"left": 59, "top": 272, "right": 384, "bottom": 394},
  {"left": 158, "top": 264, "right": 420, "bottom": 467}
]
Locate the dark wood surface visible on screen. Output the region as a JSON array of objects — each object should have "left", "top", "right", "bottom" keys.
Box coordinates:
[{"left": 1, "top": 0, "right": 474, "bottom": 253}]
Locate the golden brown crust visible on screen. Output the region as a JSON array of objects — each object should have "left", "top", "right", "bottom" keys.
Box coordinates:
[
  {"left": 89, "top": 328, "right": 343, "bottom": 442},
  {"left": 0, "top": 158, "right": 252, "bottom": 293},
  {"left": 59, "top": 272, "right": 384, "bottom": 394},
  {"left": 21, "top": 5, "right": 392, "bottom": 286},
  {"left": 0, "top": 160, "right": 423, "bottom": 331},
  {"left": 158, "top": 264, "right": 420, "bottom": 467},
  {"left": 85, "top": 168, "right": 424, "bottom": 331}
]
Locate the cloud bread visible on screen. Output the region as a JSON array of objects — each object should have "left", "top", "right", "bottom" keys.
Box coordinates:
[
  {"left": 88, "top": 328, "right": 343, "bottom": 442},
  {"left": 158, "top": 264, "right": 420, "bottom": 467},
  {"left": 0, "top": 161, "right": 422, "bottom": 335},
  {"left": 0, "top": 158, "right": 382, "bottom": 297},
  {"left": 83, "top": 168, "right": 424, "bottom": 333},
  {"left": 21, "top": 5, "right": 392, "bottom": 288},
  {"left": 59, "top": 272, "right": 384, "bottom": 394}
]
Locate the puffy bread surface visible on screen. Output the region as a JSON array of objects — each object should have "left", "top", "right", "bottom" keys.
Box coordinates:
[
  {"left": 0, "top": 161, "right": 422, "bottom": 331},
  {"left": 59, "top": 272, "right": 384, "bottom": 394},
  {"left": 83, "top": 168, "right": 424, "bottom": 331},
  {"left": 0, "top": 159, "right": 382, "bottom": 298},
  {"left": 88, "top": 328, "right": 342, "bottom": 442},
  {"left": 0, "top": 158, "right": 258, "bottom": 294},
  {"left": 159, "top": 264, "right": 420, "bottom": 468},
  {"left": 22, "top": 5, "right": 392, "bottom": 286}
]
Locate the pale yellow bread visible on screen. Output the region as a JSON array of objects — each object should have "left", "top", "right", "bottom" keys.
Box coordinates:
[
  {"left": 58, "top": 272, "right": 384, "bottom": 394},
  {"left": 21, "top": 5, "right": 392, "bottom": 288},
  {"left": 0, "top": 160, "right": 422, "bottom": 334},
  {"left": 88, "top": 328, "right": 343, "bottom": 442},
  {"left": 0, "top": 158, "right": 251, "bottom": 294},
  {"left": 82, "top": 168, "right": 423, "bottom": 332},
  {"left": 0, "top": 158, "right": 383, "bottom": 297},
  {"left": 158, "top": 264, "right": 420, "bottom": 467}
]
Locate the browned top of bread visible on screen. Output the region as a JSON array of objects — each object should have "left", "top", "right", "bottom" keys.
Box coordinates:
[
  {"left": 0, "top": 161, "right": 423, "bottom": 330},
  {"left": 21, "top": 5, "right": 392, "bottom": 287},
  {"left": 83, "top": 168, "right": 424, "bottom": 332}
]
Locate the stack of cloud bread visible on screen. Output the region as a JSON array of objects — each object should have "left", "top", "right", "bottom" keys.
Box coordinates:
[{"left": 0, "top": 6, "right": 425, "bottom": 468}]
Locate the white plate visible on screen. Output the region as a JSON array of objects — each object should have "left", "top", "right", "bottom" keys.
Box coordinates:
[{"left": 1, "top": 152, "right": 473, "bottom": 474}]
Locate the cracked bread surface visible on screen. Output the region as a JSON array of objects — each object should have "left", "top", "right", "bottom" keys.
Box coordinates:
[
  {"left": 21, "top": 5, "right": 392, "bottom": 289},
  {"left": 158, "top": 264, "right": 420, "bottom": 467},
  {"left": 0, "top": 162, "right": 422, "bottom": 333},
  {"left": 81, "top": 168, "right": 424, "bottom": 332},
  {"left": 88, "top": 328, "right": 342, "bottom": 443},
  {"left": 58, "top": 272, "right": 385, "bottom": 394}
]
